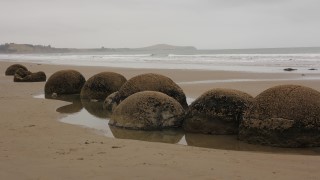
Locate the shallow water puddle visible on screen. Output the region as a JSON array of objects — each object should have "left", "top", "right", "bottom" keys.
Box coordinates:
[{"left": 34, "top": 94, "right": 320, "bottom": 155}]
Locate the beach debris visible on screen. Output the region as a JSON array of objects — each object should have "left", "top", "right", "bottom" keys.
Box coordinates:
[
  {"left": 14, "top": 69, "right": 46, "bottom": 82},
  {"left": 183, "top": 88, "right": 253, "bottom": 135},
  {"left": 80, "top": 72, "right": 126, "bottom": 101},
  {"left": 110, "top": 91, "right": 185, "bottom": 130},
  {"left": 5, "top": 64, "right": 28, "bottom": 76},
  {"left": 308, "top": 68, "right": 318, "bottom": 71},
  {"left": 239, "top": 85, "right": 320, "bottom": 147},
  {"left": 111, "top": 146, "right": 121, "bottom": 149},
  {"left": 44, "top": 70, "right": 86, "bottom": 95},
  {"left": 105, "top": 73, "right": 188, "bottom": 110},
  {"left": 283, "top": 68, "right": 297, "bottom": 71}
]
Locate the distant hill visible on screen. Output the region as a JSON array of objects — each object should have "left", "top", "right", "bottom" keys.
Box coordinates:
[
  {"left": 0, "top": 43, "right": 197, "bottom": 54},
  {"left": 137, "top": 44, "right": 197, "bottom": 51},
  {"left": 0, "top": 43, "right": 70, "bottom": 53}
]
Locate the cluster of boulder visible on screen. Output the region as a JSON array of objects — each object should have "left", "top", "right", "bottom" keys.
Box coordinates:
[
  {"left": 42, "top": 68, "right": 320, "bottom": 148},
  {"left": 5, "top": 64, "right": 46, "bottom": 82}
]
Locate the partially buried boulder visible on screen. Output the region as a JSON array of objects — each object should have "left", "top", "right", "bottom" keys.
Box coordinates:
[
  {"left": 80, "top": 72, "right": 126, "bottom": 101},
  {"left": 5, "top": 64, "right": 28, "bottom": 76},
  {"left": 239, "top": 85, "right": 320, "bottom": 147},
  {"left": 184, "top": 89, "right": 253, "bottom": 135},
  {"left": 44, "top": 70, "right": 86, "bottom": 95},
  {"left": 110, "top": 91, "right": 185, "bottom": 130},
  {"left": 14, "top": 68, "right": 46, "bottom": 82},
  {"left": 104, "top": 73, "right": 188, "bottom": 110}
]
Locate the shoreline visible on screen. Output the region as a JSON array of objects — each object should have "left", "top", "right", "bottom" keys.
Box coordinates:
[{"left": 1, "top": 60, "right": 320, "bottom": 179}]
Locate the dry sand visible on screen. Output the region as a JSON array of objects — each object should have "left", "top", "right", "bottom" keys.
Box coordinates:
[{"left": 0, "top": 61, "right": 320, "bottom": 180}]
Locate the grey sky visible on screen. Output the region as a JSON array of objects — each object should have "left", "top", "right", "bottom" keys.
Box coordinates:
[{"left": 1, "top": 0, "right": 320, "bottom": 49}]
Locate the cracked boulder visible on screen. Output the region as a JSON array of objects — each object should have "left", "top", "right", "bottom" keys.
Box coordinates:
[{"left": 5, "top": 64, "right": 28, "bottom": 76}]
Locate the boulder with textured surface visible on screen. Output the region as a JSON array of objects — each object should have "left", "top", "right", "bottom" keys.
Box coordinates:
[
  {"left": 110, "top": 91, "right": 185, "bottom": 130},
  {"left": 5, "top": 64, "right": 28, "bottom": 76},
  {"left": 14, "top": 70, "right": 46, "bottom": 82},
  {"left": 80, "top": 72, "right": 126, "bottom": 101},
  {"left": 44, "top": 70, "right": 85, "bottom": 95},
  {"left": 104, "top": 73, "right": 188, "bottom": 110},
  {"left": 239, "top": 85, "right": 320, "bottom": 147},
  {"left": 184, "top": 89, "right": 253, "bottom": 135}
]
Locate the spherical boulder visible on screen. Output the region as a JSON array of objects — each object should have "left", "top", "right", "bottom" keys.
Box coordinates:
[
  {"left": 5, "top": 64, "right": 28, "bottom": 76},
  {"left": 104, "top": 73, "right": 188, "bottom": 110},
  {"left": 14, "top": 70, "right": 46, "bottom": 82},
  {"left": 239, "top": 85, "right": 320, "bottom": 147},
  {"left": 109, "top": 91, "right": 185, "bottom": 130},
  {"left": 184, "top": 89, "right": 253, "bottom": 135},
  {"left": 44, "top": 70, "right": 86, "bottom": 95},
  {"left": 80, "top": 72, "right": 126, "bottom": 101}
]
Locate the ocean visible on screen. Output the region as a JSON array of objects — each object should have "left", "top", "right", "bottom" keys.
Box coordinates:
[{"left": 0, "top": 47, "right": 319, "bottom": 73}]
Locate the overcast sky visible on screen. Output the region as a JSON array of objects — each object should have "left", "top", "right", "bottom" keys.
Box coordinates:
[{"left": 1, "top": 0, "right": 320, "bottom": 49}]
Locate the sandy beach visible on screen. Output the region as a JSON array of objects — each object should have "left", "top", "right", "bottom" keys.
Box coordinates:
[{"left": 1, "top": 60, "right": 320, "bottom": 180}]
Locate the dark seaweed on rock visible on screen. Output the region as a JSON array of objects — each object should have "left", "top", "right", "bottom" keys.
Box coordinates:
[
  {"left": 80, "top": 72, "right": 126, "bottom": 101},
  {"left": 110, "top": 91, "right": 185, "bottom": 130},
  {"left": 239, "top": 85, "right": 320, "bottom": 147},
  {"left": 184, "top": 88, "right": 253, "bottom": 135},
  {"left": 44, "top": 70, "right": 86, "bottom": 95},
  {"left": 5, "top": 64, "right": 28, "bottom": 76},
  {"left": 105, "top": 73, "right": 188, "bottom": 110}
]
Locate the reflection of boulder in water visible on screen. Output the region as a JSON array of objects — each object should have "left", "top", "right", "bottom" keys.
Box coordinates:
[
  {"left": 185, "top": 133, "right": 320, "bottom": 154},
  {"left": 45, "top": 94, "right": 83, "bottom": 114},
  {"left": 81, "top": 99, "right": 110, "bottom": 119},
  {"left": 109, "top": 125, "right": 184, "bottom": 144},
  {"left": 185, "top": 133, "right": 243, "bottom": 150}
]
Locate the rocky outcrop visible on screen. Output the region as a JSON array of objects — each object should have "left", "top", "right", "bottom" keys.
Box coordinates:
[
  {"left": 80, "top": 72, "right": 126, "bottom": 101},
  {"left": 239, "top": 85, "right": 320, "bottom": 147},
  {"left": 44, "top": 70, "right": 86, "bottom": 95},
  {"left": 184, "top": 89, "right": 253, "bottom": 135},
  {"left": 14, "top": 69, "right": 46, "bottom": 82},
  {"left": 104, "top": 73, "right": 188, "bottom": 110},
  {"left": 110, "top": 91, "right": 185, "bottom": 130}
]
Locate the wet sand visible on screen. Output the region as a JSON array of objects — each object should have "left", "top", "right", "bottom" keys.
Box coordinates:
[{"left": 1, "top": 61, "right": 320, "bottom": 179}]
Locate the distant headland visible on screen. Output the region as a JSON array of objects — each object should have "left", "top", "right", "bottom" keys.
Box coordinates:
[{"left": 0, "top": 43, "right": 197, "bottom": 54}]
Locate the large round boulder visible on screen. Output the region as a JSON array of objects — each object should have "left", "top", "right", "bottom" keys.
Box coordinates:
[
  {"left": 104, "top": 73, "right": 188, "bottom": 110},
  {"left": 239, "top": 85, "right": 320, "bottom": 147},
  {"left": 184, "top": 89, "right": 253, "bottom": 135},
  {"left": 80, "top": 72, "right": 126, "bottom": 101},
  {"left": 110, "top": 91, "right": 185, "bottom": 130},
  {"left": 5, "top": 64, "right": 28, "bottom": 76},
  {"left": 45, "top": 70, "right": 85, "bottom": 95}
]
